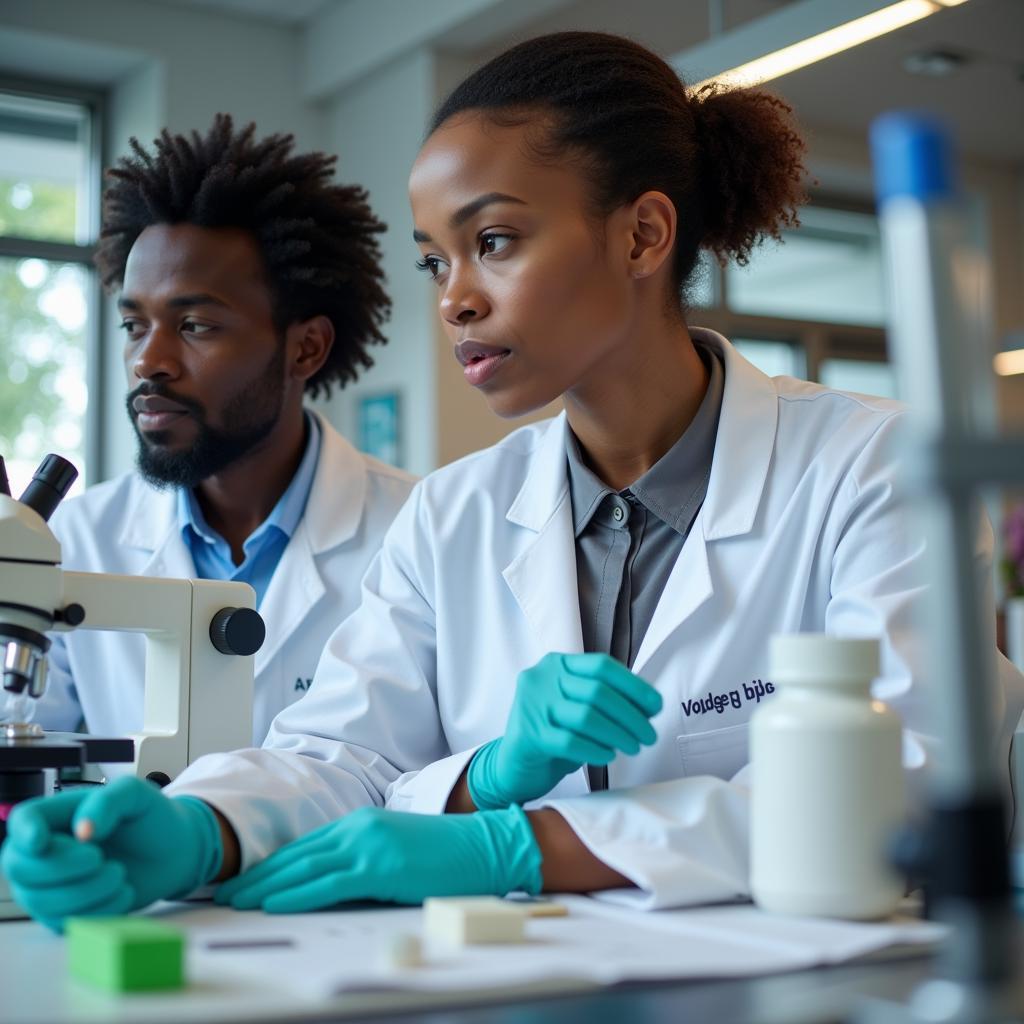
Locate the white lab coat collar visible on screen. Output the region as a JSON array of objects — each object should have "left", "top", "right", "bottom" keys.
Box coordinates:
[
  {"left": 112, "top": 412, "right": 370, "bottom": 660},
  {"left": 501, "top": 329, "right": 779, "bottom": 678},
  {"left": 501, "top": 407, "right": 583, "bottom": 656},
  {"left": 251, "top": 414, "right": 369, "bottom": 673},
  {"left": 505, "top": 329, "right": 778, "bottom": 544},
  {"left": 117, "top": 477, "right": 177, "bottom": 553},
  {"left": 115, "top": 478, "right": 189, "bottom": 579},
  {"left": 301, "top": 411, "right": 368, "bottom": 555},
  {"left": 505, "top": 412, "right": 572, "bottom": 534},
  {"left": 115, "top": 412, "right": 366, "bottom": 558},
  {"left": 114, "top": 413, "right": 371, "bottom": 677},
  {"left": 694, "top": 328, "right": 779, "bottom": 541}
]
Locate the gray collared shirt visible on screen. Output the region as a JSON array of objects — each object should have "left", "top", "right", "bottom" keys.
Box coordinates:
[{"left": 566, "top": 342, "right": 725, "bottom": 788}]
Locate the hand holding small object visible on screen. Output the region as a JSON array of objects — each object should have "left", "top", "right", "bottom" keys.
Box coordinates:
[
  {"left": 468, "top": 652, "right": 663, "bottom": 810},
  {"left": 1, "top": 776, "right": 222, "bottom": 930}
]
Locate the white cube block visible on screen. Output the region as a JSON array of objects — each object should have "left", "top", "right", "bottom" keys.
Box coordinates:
[
  {"left": 422, "top": 897, "right": 527, "bottom": 946},
  {"left": 382, "top": 932, "right": 423, "bottom": 969}
]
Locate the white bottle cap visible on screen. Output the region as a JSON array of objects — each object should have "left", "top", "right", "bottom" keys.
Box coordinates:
[{"left": 770, "top": 634, "right": 880, "bottom": 685}]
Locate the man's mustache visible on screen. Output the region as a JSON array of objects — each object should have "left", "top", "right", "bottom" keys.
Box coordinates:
[{"left": 125, "top": 384, "right": 205, "bottom": 420}]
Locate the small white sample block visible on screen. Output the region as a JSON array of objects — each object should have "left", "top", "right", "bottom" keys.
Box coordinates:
[
  {"left": 382, "top": 932, "right": 423, "bottom": 969},
  {"left": 422, "top": 897, "right": 527, "bottom": 946}
]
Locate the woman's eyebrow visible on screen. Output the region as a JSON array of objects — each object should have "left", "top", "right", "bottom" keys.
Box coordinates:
[
  {"left": 413, "top": 192, "right": 527, "bottom": 243},
  {"left": 451, "top": 192, "right": 526, "bottom": 228}
]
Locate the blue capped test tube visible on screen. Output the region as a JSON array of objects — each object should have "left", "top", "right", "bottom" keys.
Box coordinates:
[{"left": 867, "top": 113, "right": 1020, "bottom": 1023}]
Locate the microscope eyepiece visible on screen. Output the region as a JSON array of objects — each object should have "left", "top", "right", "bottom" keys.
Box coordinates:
[{"left": 19, "top": 454, "right": 78, "bottom": 522}]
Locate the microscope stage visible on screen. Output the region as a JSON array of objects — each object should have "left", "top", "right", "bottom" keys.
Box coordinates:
[{"left": 0, "top": 733, "right": 134, "bottom": 769}]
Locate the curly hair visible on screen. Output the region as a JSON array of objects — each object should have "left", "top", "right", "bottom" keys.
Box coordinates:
[
  {"left": 431, "top": 32, "right": 808, "bottom": 304},
  {"left": 95, "top": 114, "right": 390, "bottom": 398}
]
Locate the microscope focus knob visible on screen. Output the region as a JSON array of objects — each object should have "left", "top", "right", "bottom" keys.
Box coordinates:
[
  {"left": 59, "top": 603, "right": 85, "bottom": 627},
  {"left": 209, "top": 607, "right": 265, "bottom": 657}
]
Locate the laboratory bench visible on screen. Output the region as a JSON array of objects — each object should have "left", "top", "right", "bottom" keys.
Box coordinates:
[
  {"left": 342, "top": 955, "right": 933, "bottom": 1024},
  {"left": 0, "top": 896, "right": 945, "bottom": 1024}
]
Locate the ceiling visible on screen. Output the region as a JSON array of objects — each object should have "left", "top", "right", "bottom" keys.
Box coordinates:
[
  {"left": 480, "top": 0, "right": 1024, "bottom": 164},
  {"left": 144, "top": 0, "right": 1024, "bottom": 164},
  {"left": 461, "top": 0, "right": 795, "bottom": 59},
  {"left": 764, "top": 0, "right": 1024, "bottom": 165},
  {"left": 150, "top": 0, "right": 331, "bottom": 23}
]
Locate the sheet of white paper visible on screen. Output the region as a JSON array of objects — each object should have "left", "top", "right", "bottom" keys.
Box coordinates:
[{"left": 157, "top": 897, "right": 946, "bottom": 1003}]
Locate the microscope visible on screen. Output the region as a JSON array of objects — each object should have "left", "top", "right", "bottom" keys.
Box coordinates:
[{"left": 1, "top": 453, "right": 265, "bottom": 915}]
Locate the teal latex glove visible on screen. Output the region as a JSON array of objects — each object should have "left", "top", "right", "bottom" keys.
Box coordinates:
[
  {"left": 0, "top": 776, "right": 222, "bottom": 931},
  {"left": 214, "top": 804, "right": 541, "bottom": 914},
  {"left": 468, "top": 652, "right": 663, "bottom": 810}
]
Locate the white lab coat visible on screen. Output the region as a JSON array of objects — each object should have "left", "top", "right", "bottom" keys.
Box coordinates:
[
  {"left": 32, "top": 412, "right": 416, "bottom": 746},
  {"left": 170, "top": 331, "right": 1024, "bottom": 910}
]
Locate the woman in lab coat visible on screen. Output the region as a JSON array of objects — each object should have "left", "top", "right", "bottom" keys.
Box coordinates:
[{"left": 5, "top": 31, "right": 1020, "bottom": 923}]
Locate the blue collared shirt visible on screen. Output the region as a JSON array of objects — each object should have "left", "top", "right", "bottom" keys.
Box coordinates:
[{"left": 177, "top": 413, "right": 321, "bottom": 609}]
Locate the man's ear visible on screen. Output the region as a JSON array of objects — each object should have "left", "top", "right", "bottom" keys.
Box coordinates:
[
  {"left": 626, "top": 190, "right": 677, "bottom": 279},
  {"left": 286, "top": 315, "right": 335, "bottom": 384}
]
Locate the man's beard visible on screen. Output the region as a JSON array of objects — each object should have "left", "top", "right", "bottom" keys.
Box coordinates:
[{"left": 127, "top": 347, "right": 286, "bottom": 490}]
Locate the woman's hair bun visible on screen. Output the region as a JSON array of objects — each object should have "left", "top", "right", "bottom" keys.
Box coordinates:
[
  {"left": 430, "top": 31, "right": 810, "bottom": 297},
  {"left": 690, "top": 83, "right": 808, "bottom": 266}
]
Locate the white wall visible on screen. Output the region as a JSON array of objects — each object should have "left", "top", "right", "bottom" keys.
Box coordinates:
[
  {"left": 319, "top": 49, "right": 439, "bottom": 478},
  {"left": 0, "top": 0, "right": 319, "bottom": 147}
]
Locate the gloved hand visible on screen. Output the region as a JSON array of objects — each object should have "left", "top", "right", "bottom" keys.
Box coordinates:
[
  {"left": 214, "top": 804, "right": 541, "bottom": 914},
  {"left": 468, "top": 652, "right": 663, "bottom": 810},
  {"left": 1, "top": 776, "right": 223, "bottom": 931}
]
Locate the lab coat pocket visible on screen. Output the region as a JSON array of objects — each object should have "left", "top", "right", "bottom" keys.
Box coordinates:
[{"left": 676, "top": 721, "right": 749, "bottom": 781}]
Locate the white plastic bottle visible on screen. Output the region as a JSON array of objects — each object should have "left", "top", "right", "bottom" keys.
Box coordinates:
[{"left": 750, "top": 634, "right": 905, "bottom": 919}]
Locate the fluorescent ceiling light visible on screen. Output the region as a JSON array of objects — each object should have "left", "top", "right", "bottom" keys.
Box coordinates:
[
  {"left": 994, "top": 348, "right": 1024, "bottom": 377},
  {"left": 691, "top": 0, "right": 968, "bottom": 90}
]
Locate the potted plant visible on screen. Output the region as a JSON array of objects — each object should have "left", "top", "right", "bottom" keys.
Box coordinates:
[{"left": 1003, "top": 503, "right": 1024, "bottom": 671}]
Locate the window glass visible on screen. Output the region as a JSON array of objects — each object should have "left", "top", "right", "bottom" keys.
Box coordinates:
[
  {"left": 0, "top": 90, "right": 95, "bottom": 492},
  {"left": 726, "top": 207, "right": 886, "bottom": 327},
  {"left": 819, "top": 358, "right": 898, "bottom": 400},
  {"left": 0, "top": 93, "right": 92, "bottom": 245},
  {"left": 731, "top": 338, "right": 804, "bottom": 379},
  {"left": 0, "top": 256, "right": 90, "bottom": 497}
]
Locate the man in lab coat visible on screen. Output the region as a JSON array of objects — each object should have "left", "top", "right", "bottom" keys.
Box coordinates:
[{"left": 28, "top": 115, "right": 416, "bottom": 748}]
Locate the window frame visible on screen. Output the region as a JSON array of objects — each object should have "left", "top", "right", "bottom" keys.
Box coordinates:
[
  {"left": 0, "top": 74, "right": 106, "bottom": 486},
  {"left": 690, "top": 192, "right": 889, "bottom": 384}
]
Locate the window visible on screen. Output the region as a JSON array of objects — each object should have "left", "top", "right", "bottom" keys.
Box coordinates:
[
  {"left": 819, "top": 357, "right": 898, "bottom": 399},
  {"left": 0, "top": 85, "right": 102, "bottom": 498},
  {"left": 731, "top": 339, "right": 805, "bottom": 379},
  {"left": 688, "top": 200, "right": 892, "bottom": 399},
  {"left": 726, "top": 207, "right": 886, "bottom": 328}
]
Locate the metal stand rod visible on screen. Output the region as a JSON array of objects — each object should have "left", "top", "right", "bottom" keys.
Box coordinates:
[{"left": 855, "top": 113, "right": 1024, "bottom": 1024}]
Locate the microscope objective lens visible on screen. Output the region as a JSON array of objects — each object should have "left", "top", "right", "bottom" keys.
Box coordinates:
[{"left": 0, "top": 689, "right": 34, "bottom": 726}]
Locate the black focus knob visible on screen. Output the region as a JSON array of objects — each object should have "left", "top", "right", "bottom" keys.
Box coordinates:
[
  {"left": 59, "top": 603, "right": 86, "bottom": 627},
  {"left": 209, "top": 607, "right": 265, "bottom": 656}
]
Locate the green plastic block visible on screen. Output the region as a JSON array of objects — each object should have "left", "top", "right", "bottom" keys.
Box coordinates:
[{"left": 66, "top": 917, "right": 185, "bottom": 992}]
